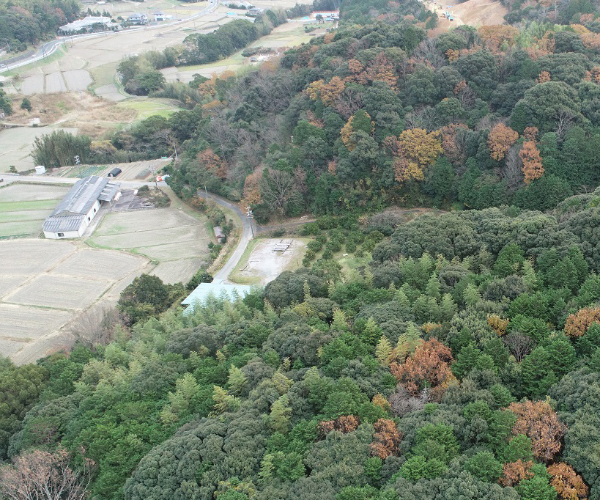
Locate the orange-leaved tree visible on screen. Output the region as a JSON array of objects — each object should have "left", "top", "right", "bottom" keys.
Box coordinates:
[
  {"left": 499, "top": 460, "right": 534, "bottom": 487},
  {"left": 488, "top": 123, "right": 519, "bottom": 161},
  {"left": 523, "top": 126, "right": 539, "bottom": 142},
  {"left": 520, "top": 141, "right": 544, "bottom": 184},
  {"left": 240, "top": 168, "right": 262, "bottom": 211},
  {"left": 390, "top": 338, "right": 454, "bottom": 400},
  {"left": 508, "top": 400, "right": 566, "bottom": 462},
  {"left": 547, "top": 462, "right": 589, "bottom": 500},
  {"left": 388, "top": 128, "right": 442, "bottom": 183},
  {"left": 478, "top": 25, "right": 519, "bottom": 53},
  {"left": 348, "top": 52, "right": 398, "bottom": 90},
  {"left": 318, "top": 415, "right": 360, "bottom": 437},
  {"left": 370, "top": 419, "right": 402, "bottom": 459},
  {"left": 340, "top": 110, "right": 374, "bottom": 151},
  {"left": 198, "top": 148, "right": 227, "bottom": 179},
  {"left": 487, "top": 315, "right": 509, "bottom": 336},
  {"left": 440, "top": 123, "right": 468, "bottom": 164},
  {"left": 536, "top": 70, "right": 551, "bottom": 83},
  {"left": 564, "top": 307, "right": 600, "bottom": 338}
]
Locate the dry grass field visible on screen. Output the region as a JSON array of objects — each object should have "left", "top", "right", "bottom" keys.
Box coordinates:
[
  {"left": 90, "top": 207, "right": 213, "bottom": 284},
  {"left": 0, "top": 127, "right": 78, "bottom": 172},
  {"left": 0, "top": 239, "right": 149, "bottom": 364},
  {"left": 0, "top": 183, "right": 69, "bottom": 237}
]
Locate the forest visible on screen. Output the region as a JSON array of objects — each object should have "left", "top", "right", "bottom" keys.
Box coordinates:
[
  {"left": 0, "top": 0, "right": 80, "bottom": 50},
  {"left": 40, "top": 0, "right": 600, "bottom": 222},
  {"left": 3, "top": 193, "right": 600, "bottom": 499},
  {"left": 5, "top": 0, "right": 600, "bottom": 498}
]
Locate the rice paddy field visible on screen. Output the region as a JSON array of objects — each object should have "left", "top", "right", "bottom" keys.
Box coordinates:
[
  {"left": 89, "top": 207, "right": 213, "bottom": 284},
  {"left": 0, "top": 239, "right": 149, "bottom": 364}
]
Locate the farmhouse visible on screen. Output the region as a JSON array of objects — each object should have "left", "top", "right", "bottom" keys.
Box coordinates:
[
  {"left": 43, "top": 176, "right": 120, "bottom": 239},
  {"left": 128, "top": 13, "right": 149, "bottom": 25}
]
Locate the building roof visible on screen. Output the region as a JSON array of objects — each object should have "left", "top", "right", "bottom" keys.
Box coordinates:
[
  {"left": 43, "top": 215, "right": 85, "bottom": 233},
  {"left": 59, "top": 16, "right": 111, "bottom": 32},
  {"left": 50, "top": 176, "right": 108, "bottom": 217},
  {"left": 182, "top": 282, "right": 254, "bottom": 313},
  {"left": 99, "top": 182, "right": 120, "bottom": 202},
  {"left": 43, "top": 176, "right": 119, "bottom": 234}
]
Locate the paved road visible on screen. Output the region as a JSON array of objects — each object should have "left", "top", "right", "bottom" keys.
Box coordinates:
[
  {"left": 0, "top": 0, "right": 220, "bottom": 74},
  {"left": 0, "top": 172, "right": 166, "bottom": 190},
  {"left": 196, "top": 190, "right": 256, "bottom": 283}
]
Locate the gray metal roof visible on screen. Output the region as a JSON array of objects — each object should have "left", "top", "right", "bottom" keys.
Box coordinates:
[
  {"left": 43, "top": 176, "right": 120, "bottom": 234},
  {"left": 59, "top": 16, "right": 111, "bottom": 32},
  {"left": 50, "top": 176, "right": 108, "bottom": 217},
  {"left": 99, "top": 182, "right": 120, "bottom": 202},
  {"left": 43, "top": 215, "right": 85, "bottom": 233}
]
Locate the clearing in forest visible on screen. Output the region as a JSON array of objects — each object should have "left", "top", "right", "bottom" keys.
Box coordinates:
[{"left": 229, "top": 238, "right": 307, "bottom": 285}]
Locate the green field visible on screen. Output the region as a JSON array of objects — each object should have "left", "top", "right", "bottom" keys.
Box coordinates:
[
  {"left": 60, "top": 165, "right": 107, "bottom": 178},
  {"left": 0, "top": 221, "right": 41, "bottom": 238},
  {"left": 118, "top": 98, "right": 182, "bottom": 119},
  {"left": 89, "top": 62, "right": 120, "bottom": 90},
  {"left": 0, "top": 199, "right": 59, "bottom": 212},
  {"left": 0, "top": 184, "right": 66, "bottom": 238}
]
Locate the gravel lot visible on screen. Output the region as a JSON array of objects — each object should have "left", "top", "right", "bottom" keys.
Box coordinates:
[{"left": 232, "top": 238, "right": 307, "bottom": 285}]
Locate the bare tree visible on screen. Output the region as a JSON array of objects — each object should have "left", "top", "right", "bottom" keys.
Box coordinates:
[
  {"left": 503, "top": 332, "right": 534, "bottom": 362},
  {"left": 414, "top": 38, "right": 446, "bottom": 69},
  {"left": 556, "top": 109, "right": 575, "bottom": 139},
  {"left": 0, "top": 448, "right": 94, "bottom": 500},
  {"left": 388, "top": 386, "right": 428, "bottom": 417},
  {"left": 70, "top": 305, "right": 123, "bottom": 347},
  {"left": 260, "top": 168, "right": 295, "bottom": 213},
  {"left": 502, "top": 144, "right": 524, "bottom": 191}
]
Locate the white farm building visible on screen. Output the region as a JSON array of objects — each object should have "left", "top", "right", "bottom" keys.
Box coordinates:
[
  {"left": 58, "top": 16, "right": 112, "bottom": 35},
  {"left": 43, "top": 176, "right": 120, "bottom": 239}
]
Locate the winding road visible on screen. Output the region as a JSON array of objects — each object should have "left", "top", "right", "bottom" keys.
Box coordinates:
[{"left": 196, "top": 190, "right": 256, "bottom": 283}]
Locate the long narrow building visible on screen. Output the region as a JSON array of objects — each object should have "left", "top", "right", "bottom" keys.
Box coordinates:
[{"left": 43, "top": 176, "right": 119, "bottom": 239}]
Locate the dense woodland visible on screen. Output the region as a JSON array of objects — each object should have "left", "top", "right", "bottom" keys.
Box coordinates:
[
  {"left": 3, "top": 195, "right": 600, "bottom": 499},
  {"left": 0, "top": 0, "right": 80, "bottom": 50},
  {"left": 7, "top": 0, "right": 600, "bottom": 499}
]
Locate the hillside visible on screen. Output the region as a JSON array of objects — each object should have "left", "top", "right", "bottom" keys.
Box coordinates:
[
  {"left": 2, "top": 194, "right": 600, "bottom": 498},
  {"left": 3, "top": 0, "right": 600, "bottom": 498}
]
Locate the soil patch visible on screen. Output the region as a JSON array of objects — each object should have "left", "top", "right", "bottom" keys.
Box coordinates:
[{"left": 230, "top": 237, "right": 307, "bottom": 285}]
